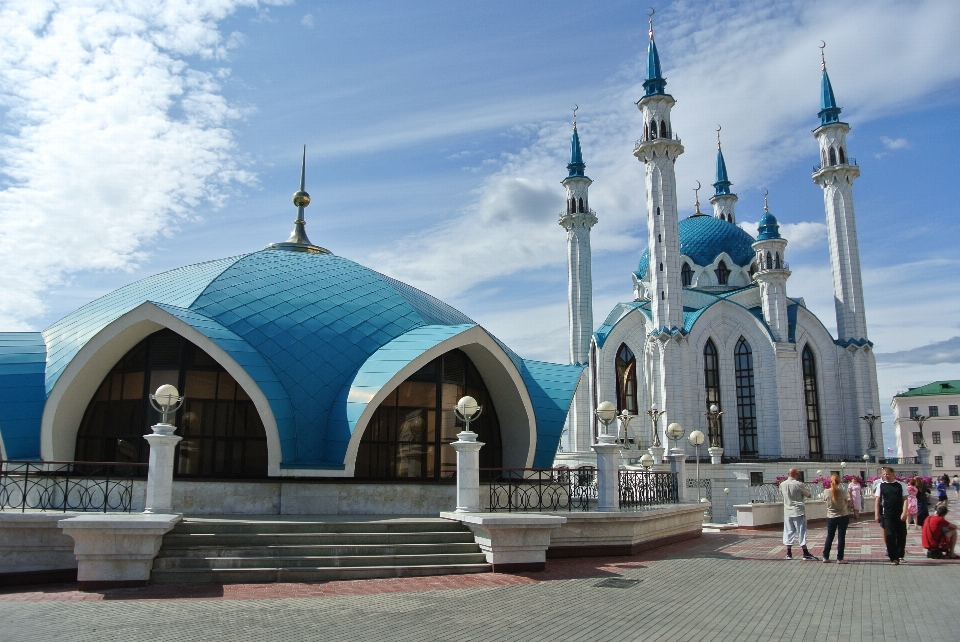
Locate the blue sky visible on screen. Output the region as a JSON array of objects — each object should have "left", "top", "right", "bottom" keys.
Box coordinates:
[{"left": 1, "top": 0, "right": 959, "bottom": 448}]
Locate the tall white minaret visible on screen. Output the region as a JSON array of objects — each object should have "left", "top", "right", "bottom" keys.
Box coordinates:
[
  {"left": 811, "top": 45, "right": 881, "bottom": 456},
  {"left": 559, "top": 114, "right": 596, "bottom": 366},
  {"left": 710, "top": 128, "right": 738, "bottom": 224},
  {"left": 751, "top": 192, "right": 790, "bottom": 342},
  {"left": 633, "top": 16, "right": 683, "bottom": 331}
]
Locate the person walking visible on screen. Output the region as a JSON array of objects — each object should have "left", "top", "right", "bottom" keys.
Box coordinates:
[
  {"left": 848, "top": 476, "right": 862, "bottom": 519},
  {"left": 916, "top": 477, "right": 931, "bottom": 529},
  {"left": 821, "top": 473, "right": 852, "bottom": 564},
  {"left": 938, "top": 475, "right": 950, "bottom": 508},
  {"left": 781, "top": 468, "right": 818, "bottom": 560},
  {"left": 907, "top": 478, "right": 919, "bottom": 530},
  {"left": 952, "top": 474, "right": 959, "bottom": 498},
  {"left": 875, "top": 467, "right": 909, "bottom": 565}
]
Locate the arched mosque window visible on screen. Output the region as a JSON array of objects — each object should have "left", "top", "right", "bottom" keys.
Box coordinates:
[
  {"left": 828, "top": 147, "right": 837, "bottom": 166},
  {"left": 75, "top": 329, "right": 268, "bottom": 478},
  {"left": 659, "top": 120, "right": 667, "bottom": 138},
  {"left": 766, "top": 252, "right": 772, "bottom": 270},
  {"left": 703, "top": 339, "right": 724, "bottom": 448},
  {"left": 615, "top": 344, "right": 638, "bottom": 415},
  {"left": 802, "top": 345, "right": 824, "bottom": 457},
  {"left": 650, "top": 120, "right": 657, "bottom": 138},
  {"left": 775, "top": 253, "right": 782, "bottom": 269},
  {"left": 578, "top": 197, "right": 584, "bottom": 213},
  {"left": 681, "top": 263, "right": 693, "bottom": 287},
  {"left": 735, "top": 337, "right": 758, "bottom": 458},
  {"left": 355, "top": 349, "right": 502, "bottom": 480},
  {"left": 715, "top": 261, "right": 730, "bottom": 285},
  {"left": 838, "top": 147, "right": 846, "bottom": 164}
]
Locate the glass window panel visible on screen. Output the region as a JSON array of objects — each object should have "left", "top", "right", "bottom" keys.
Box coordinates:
[
  {"left": 233, "top": 404, "right": 248, "bottom": 438},
  {"left": 184, "top": 370, "right": 217, "bottom": 399},
  {"left": 214, "top": 401, "right": 232, "bottom": 437},
  {"left": 244, "top": 441, "right": 267, "bottom": 476},
  {"left": 236, "top": 385, "right": 251, "bottom": 402},
  {"left": 177, "top": 440, "right": 201, "bottom": 475},
  {"left": 122, "top": 371, "right": 144, "bottom": 400},
  {"left": 218, "top": 372, "right": 237, "bottom": 401},
  {"left": 397, "top": 381, "right": 436, "bottom": 408},
  {"left": 181, "top": 402, "right": 203, "bottom": 437},
  {"left": 110, "top": 373, "right": 123, "bottom": 400}
]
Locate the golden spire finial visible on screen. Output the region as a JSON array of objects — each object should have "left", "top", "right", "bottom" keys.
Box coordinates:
[
  {"left": 572, "top": 104, "right": 578, "bottom": 130},
  {"left": 648, "top": 7, "right": 655, "bottom": 39},
  {"left": 716, "top": 124, "right": 722, "bottom": 150},
  {"left": 693, "top": 181, "right": 702, "bottom": 215},
  {"left": 763, "top": 189, "right": 770, "bottom": 213},
  {"left": 819, "top": 40, "right": 826, "bottom": 71}
]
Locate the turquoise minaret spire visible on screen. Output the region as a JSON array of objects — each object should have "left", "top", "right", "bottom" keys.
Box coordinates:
[
  {"left": 818, "top": 47, "right": 842, "bottom": 126},
  {"left": 709, "top": 126, "right": 738, "bottom": 223},
  {"left": 643, "top": 13, "right": 667, "bottom": 96},
  {"left": 713, "top": 145, "right": 732, "bottom": 196},
  {"left": 567, "top": 119, "right": 586, "bottom": 178}
]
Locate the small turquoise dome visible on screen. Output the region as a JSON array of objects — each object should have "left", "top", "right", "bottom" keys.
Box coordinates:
[
  {"left": 756, "top": 211, "right": 781, "bottom": 240},
  {"left": 636, "top": 215, "right": 756, "bottom": 279}
]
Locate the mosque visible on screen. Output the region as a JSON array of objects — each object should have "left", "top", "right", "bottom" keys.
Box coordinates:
[{"left": 558, "top": 22, "right": 883, "bottom": 466}]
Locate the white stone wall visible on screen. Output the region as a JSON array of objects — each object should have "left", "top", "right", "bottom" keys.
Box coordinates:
[
  {"left": 710, "top": 193, "right": 737, "bottom": 224},
  {"left": 892, "top": 392, "right": 960, "bottom": 478}
]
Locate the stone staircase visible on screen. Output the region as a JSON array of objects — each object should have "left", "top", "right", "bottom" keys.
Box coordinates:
[{"left": 151, "top": 516, "right": 490, "bottom": 584}]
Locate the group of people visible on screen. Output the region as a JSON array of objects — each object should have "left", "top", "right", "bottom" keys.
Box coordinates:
[{"left": 779, "top": 467, "right": 959, "bottom": 564}]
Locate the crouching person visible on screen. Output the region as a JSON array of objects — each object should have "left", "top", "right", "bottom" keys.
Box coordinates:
[{"left": 922, "top": 505, "right": 960, "bottom": 559}]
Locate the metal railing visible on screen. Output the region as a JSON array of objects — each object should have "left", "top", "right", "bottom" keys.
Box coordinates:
[
  {"left": 879, "top": 457, "right": 919, "bottom": 465},
  {"left": 723, "top": 453, "right": 865, "bottom": 464},
  {"left": 750, "top": 481, "right": 873, "bottom": 504},
  {"left": 618, "top": 470, "right": 679, "bottom": 511},
  {"left": 812, "top": 158, "right": 857, "bottom": 173},
  {"left": 0, "top": 460, "right": 147, "bottom": 513},
  {"left": 483, "top": 467, "right": 597, "bottom": 512},
  {"left": 634, "top": 132, "right": 681, "bottom": 149}
]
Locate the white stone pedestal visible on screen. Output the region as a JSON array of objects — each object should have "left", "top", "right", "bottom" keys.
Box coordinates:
[
  {"left": 451, "top": 430, "right": 484, "bottom": 513},
  {"left": 916, "top": 447, "right": 932, "bottom": 478},
  {"left": 649, "top": 445, "right": 665, "bottom": 464},
  {"left": 441, "top": 512, "right": 565, "bottom": 572},
  {"left": 144, "top": 423, "right": 182, "bottom": 514},
  {"left": 708, "top": 446, "right": 724, "bottom": 465},
  {"left": 670, "top": 453, "right": 687, "bottom": 501},
  {"left": 58, "top": 513, "right": 181, "bottom": 589},
  {"left": 593, "top": 435, "right": 620, "bottom": 512}
]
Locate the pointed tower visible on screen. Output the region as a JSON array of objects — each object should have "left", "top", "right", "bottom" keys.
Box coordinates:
[
  {"left": 633, "top": 15, "right": 684, "bottom": 331},
  {"left": 267, "top": 146, "right": 330, "bottom": 254},
  {"left": 559, "top": 115, "right": 597, "bottom": 366},
  {"left": 710, "top": 129, "right": 738, "bottom": 224},
  {"left": 751, "top": 193, "right": 790, "bottom": 341},
  {"left": 810, "top": 45, "right": 881, "bottom": 456}
]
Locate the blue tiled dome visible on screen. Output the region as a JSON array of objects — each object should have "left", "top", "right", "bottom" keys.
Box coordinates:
[{"left": 636, "top": 215, "right": 757, "bottom": 279}]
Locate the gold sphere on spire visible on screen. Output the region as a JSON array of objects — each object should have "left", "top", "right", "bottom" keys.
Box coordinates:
[{"left": 293, "top": 190, "right": 311, "bottom": 208}]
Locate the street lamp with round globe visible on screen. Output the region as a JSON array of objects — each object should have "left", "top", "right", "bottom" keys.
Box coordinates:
[
  {"left": 149, "top": 384, "right": 184, "bottom": 426},
  {"left": 688, "top": 430, "right": 706, "bottom": 502},
  {"left": 639, "top": 453, "right": 654, "bottom": 470},
  {"left": 454, "top": 396, "right": 483, "bottom": 433},
  {"left": 595, "top": 401, "right": 617, "bottom": 440},
  {"left": 666, "top": 422, "right": 684, "bottom": 450}
]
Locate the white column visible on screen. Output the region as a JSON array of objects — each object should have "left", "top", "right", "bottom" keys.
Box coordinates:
[
  {"left": 143, "top": 423, "right": 182, "bottom": 514},
  {"left": 452, "top": 430, "right": 484, "bottom": 513},
  {"left": 592, "top": 433, "right": 620, "bottom": 512},
  {"left": 670, "top": 451, "right": 687, "bottom": 501}
]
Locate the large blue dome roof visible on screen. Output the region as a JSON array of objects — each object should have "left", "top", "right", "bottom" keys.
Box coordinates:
[{"left": 636, "top": 215, "right": 756, "bottom": 279}]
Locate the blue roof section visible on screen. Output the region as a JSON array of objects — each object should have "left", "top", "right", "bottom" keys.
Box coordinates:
[
  {"left": 566, "top": 128, "right": 586, "bottom": 178},
  {"left": 636, "top": 215, "right": 756, "bottom": 279},
  {"left": 595, "top": 302, "right": 648, "bottom": 348},
  {"left": 520, "top": 359, "right": 584, "bottom": 468},
  {"left": 42, "top": 256, "right": 242, "bottom": 394},
  {"left": 0, "top": 333, "right": 47, "bottom": 459},
  {"left": 643, "top": 36, "right": 667, "bottom": 96},
  {"left": 713, "top": 148, "right": 732, "bottom": 196},
  {"left": 819, "top": 69, "right": 842, "bottom": 126},
  {"left": 757, "top": 211, "right": 781, "bottom": 240}
]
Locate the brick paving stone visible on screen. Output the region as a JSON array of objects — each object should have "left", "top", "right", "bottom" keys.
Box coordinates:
[{"left": 1, "top": 519, "right": 958, "bottom": 641}]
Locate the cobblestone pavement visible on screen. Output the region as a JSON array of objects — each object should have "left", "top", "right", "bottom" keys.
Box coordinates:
[{"left": 2, "top": 519, "right": 958, "bottom": 641}]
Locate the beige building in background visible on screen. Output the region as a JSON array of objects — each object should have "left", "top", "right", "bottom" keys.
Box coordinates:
[{"left": 892, "top": 381, "right": 960, "bottom": 480}]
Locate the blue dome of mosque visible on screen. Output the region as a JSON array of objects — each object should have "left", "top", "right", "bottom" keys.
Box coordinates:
[
  {"left": 636, "top": 215, "right": 757, "bottom": 279},
  {"left": 756, "top": 210, "right": 782, "bottom": 240}
]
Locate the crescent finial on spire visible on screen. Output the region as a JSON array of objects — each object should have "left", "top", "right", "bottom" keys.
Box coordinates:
[
  {"left": 572, "top": 104, "right": 578, "bottom": 130},
  {"left": 693, "top": 180, "right": 702, "bottom": 215},
  {"left": 819, "top": 40, "right": 826, "bottom": 71},
  {"left": 648, "top": 7, "right": 655, "bottom": 39},
  {"left": 716, "top": 125, "right": 722, "bottom": 150},
  {"left": 763, "top": 188, "right": 770, "bottom": 212}
]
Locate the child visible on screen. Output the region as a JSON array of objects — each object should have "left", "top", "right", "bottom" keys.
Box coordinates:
[
  {"left": 848, "top": 477, "right": 862, "bottom": 519},
  {"left": 906, "top": 478, "right": 919, "bottom": 530}
]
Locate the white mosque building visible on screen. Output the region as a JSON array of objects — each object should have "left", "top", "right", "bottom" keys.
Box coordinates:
[{"left": 557, "top": 23, "right": 882, "bottom": 467}]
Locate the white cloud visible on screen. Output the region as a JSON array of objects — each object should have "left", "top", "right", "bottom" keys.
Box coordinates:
[
  {"left": 739, "top": 220, "right": 827, "bottom": 249},
  {"left": 300, "top": 14, "right": 314, "bottom": 28},
  {"left": 881, "top": 136, "right": 910, "bottom": 150},
  {"left": 0, "top": 0, "right": 289, "bottom": 329}
]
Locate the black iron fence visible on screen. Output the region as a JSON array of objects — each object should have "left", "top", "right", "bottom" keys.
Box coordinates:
[
  {"left": 483, "top": 467, "right": 597, "bottom": 512},
  {"left": 618, "top": 470, "right": 679, "bottom": 510},
  {"left": 879, "top": 457, "right": 918, "bottom": 465},
  {"left": 0, "top": 460, "right": 147, "bottom": 513}
]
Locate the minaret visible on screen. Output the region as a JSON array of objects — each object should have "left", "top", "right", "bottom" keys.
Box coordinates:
[
  {"left": 810, "top": 44, "right": 881, "bottom": 456},
  {"left": 266, "top": 145, "right": 330, "bottom": 254},
  {"left": 751, "top": 192, "right": 790, "bottom": 342},
  {"left": 811, "top": 47, "right": 866, "bottom": 342},
  {"left": 559, "top": 111, "right": 597, "bottom": 366},
  {"left": 710, "top": 127, "right": 738, "bottom": 224},
  {"left": 633, "top": 14, "right": 684, "bottom": 331}
]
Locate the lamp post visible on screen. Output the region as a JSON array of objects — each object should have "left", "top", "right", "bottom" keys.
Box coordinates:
[
  {"left": 860, "top": 410, "right": 880, "bottom": 462},
  {"left": 144, "top": 384, "right": 185, "bottom": 513},
  {"left": 666, "top": 422, "right": 685, "bottom": 454},
  {"left": 639, "top": 453, "right": 654, "bottom": 470},
  {"left": 593, "top": 401, "right": 620, "bottom": 511},
  {"left": 617, "top": 411, "right": 637, "bottom": 450},
  {"left": 451, "top": 396, "right": 484, "bottom": 513},
  {"left": 909, "top": 414, "right": 928, "bottom": 449},
  {"left": 705, "top": 404, "right": 724, "bottom": 464},
  {"left": 646, "top": 403, "right": 666, "bottom": 463},
  {"left": 689, "top": 430, "right": 705, "bottom": 502}
]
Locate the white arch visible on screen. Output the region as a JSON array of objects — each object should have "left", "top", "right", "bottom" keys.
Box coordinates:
[
  {"left": 320, "top": 325, "right": 538, "bottom": 478},
  {"left": 40, "top": 302, "right": 284, "bottom": 476}
]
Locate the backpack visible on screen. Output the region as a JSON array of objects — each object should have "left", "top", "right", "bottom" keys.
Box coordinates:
[{"left": 927, "top": 549, "right": 944, "bottom": 559}]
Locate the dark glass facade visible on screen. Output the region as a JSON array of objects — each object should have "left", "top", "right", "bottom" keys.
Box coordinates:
[
  {"left": 734, "top": 337, "right": 758, "bottom": 458},
  {"left": 615, "top": 344, "right": 638, "bottom": 415},
  {"left": 801, "top": 345, "right": 823, "bottom": 457},
  {"left": 354, "top": 349, "right": 502, "bottom": 480},
  {"left": 703, "top": 339, "right": 724, "bottom": 447},
  {"left": 75, "top": 329, "right": 268, "bottom": 478}
]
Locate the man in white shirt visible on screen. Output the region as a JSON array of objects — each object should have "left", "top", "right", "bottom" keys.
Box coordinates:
[{"left": 781, "top": 468, "right": 818, "bottom": 560}]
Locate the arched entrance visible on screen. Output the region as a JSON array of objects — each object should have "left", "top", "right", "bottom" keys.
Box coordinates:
[
  {"left": 74, "top": 329, "right": 268, "bottom": 478},
  {"left": 353, "top": 348, "right": 502, "bottom": 479}
]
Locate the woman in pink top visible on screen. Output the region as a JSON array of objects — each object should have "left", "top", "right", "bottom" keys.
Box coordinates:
[
  {"left": 907, "top": 478, "right": 920, "bottom": 529},
  {"left": 848, "top": 478, "right": 862, "bottom": 519}
]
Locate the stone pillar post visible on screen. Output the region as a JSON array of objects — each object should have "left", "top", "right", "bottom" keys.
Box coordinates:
[
  {"left": 670, "top": 452, "right": 687, "bottom": 501},
  {"left": 143, "top": 423, "right": 182, "bottom": 514},
  {"left": 592, "top": 434, "right": 620, "bottom": 512},
  {"left": 916, "top": 447, "right": 932, "bottom": 479},
  {"left": 452, "top": 430, "right": 484, "bottom": 513},
  {"left": 649, "top": 445, "right": 666, "bottom": 465},
  {"left": 708, "top": 446, "right": 724, "bottom": 465}
]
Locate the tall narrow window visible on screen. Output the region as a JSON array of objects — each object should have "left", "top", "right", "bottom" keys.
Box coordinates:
[
  {"left": 644, "top": 123, "right": 649, "bottom": 140},
  {"left": 578, "top": 197, "right": 584, "bottom": 213},
  {"left": 828, "top": 147, "right": 837, "bottom": 165},
  {"left": 802, "top": 345, "right": 823, "bottom": 457},
  {"left": 681, "top": 262, "right": 693, "bottom": 286},
  {"left": 734, "top": 337, "right": 758, "bottom": 458},
  {"left": 659, "top": 262, "right": 663, "bottom": 272},
  {"left": 775, "top": 253, "right": 781, "bottom": 269},
  {"left": 656, "top": 207, "right": 660, "bottom": 216},
  {"left": 615, "top": 344, "right": 638, "bottom": 415},
  {"left": 703, "top": 339, "right": 724, "bottom": 448},
  {"left": 838, "top": 147, "right": 846, "bottom": 164},
  {"left": 650, "top": 120, "right": 657, "bottom": 138},
  {"left": 765, "top": 252, "right": 772, "bottom": 270},
  {"left": 659, "top": 120, "right": 667, "bottom": 138},
  {"left": 715, "top": 261, "right": 730, "bottom": 285}
]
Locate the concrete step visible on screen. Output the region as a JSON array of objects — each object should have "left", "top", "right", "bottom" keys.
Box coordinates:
[
  {"left": 160, "top": 531, "right": 477, "bottom": 548},
  {"left": 156, "top": 542, "right": 482, "bottom": 559},
  {"left": 169, "top": 519, "right": 465, "bottom": 535},
  {"left": 154, "top": 552, "right": 489, "bottom": 570},
  {"left": 151, "top": 563, "right": 492, "bottom": 584}
]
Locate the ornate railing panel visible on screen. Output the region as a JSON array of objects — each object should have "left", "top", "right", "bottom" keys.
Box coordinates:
[
  {"left": 687, "top": 479, "right": 712, "bottom": 521},
  {"left": 0, "top": 460, "right": 147, "bottom": 513},
  {"left": 483, "top": 467, "right": 596, "bottom": 512},
  {"left": 618, "top": 471, "right": 679, "bottom": 511}
]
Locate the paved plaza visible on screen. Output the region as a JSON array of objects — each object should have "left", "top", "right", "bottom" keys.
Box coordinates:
[{"left": 2, "top": 518, "right": 959, "bottom": 642}]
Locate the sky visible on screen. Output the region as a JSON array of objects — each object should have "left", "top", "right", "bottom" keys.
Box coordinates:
[{"left": 1, "top": 0, "right": 959, "bottom": 450}]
